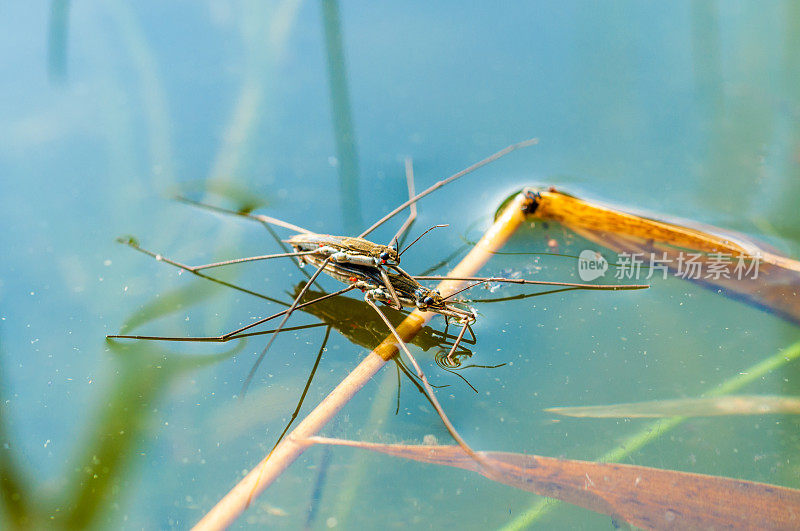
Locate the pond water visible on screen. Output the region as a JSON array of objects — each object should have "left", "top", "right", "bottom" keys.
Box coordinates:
[{"left": 2, "top": 2, "right": 799, "bottom": 529}]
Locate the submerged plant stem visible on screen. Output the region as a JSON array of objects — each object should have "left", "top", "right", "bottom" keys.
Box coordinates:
[
  {"left": 192, "top": 192, "right": 530, "bottom": 531},
  {"left": 501, "top": 338, "right": 800, "bottom": 531}
]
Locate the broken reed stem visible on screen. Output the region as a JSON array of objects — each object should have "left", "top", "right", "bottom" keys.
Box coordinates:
[{"left": 192, "top": 192, "right": 530, "bottom": 530}]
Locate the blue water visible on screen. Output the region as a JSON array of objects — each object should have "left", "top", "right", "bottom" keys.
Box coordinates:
[{"left": 1, "top": 2, "right": 799, "bottom": 529}]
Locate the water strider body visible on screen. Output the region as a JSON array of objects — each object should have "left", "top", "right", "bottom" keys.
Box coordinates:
[
  {"left": 297, "top": 253, "right": 478, "bottom": 330},
  {"left": 285, "top": 233, "right": 399, "bottom": 268},
  {"left": 284, "top": 232, "right": 407, "bottom": 309}
]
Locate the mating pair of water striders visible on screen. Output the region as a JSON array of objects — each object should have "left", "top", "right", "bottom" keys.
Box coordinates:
[{"left": 108, "top": 139, "right": 648, "bottom": 467}]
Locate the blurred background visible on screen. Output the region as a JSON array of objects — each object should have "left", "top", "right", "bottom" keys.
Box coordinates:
[{"left": 1, "top": 1, "right": 799, "bottom": 528}]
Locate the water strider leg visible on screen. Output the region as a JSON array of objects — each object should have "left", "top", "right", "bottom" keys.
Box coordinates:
[
  {"left": 243, "top": 326, "right": 332, "bottom": 508},
  {"left": 393, "top": 352, "right": 450, "bottom": 391},
  {"left": 359, "top": 138, "right": 539, "bottom": 239},
  {"left": 435, "top": 352, "right": 507, "bottom": 395},
  {"left": 188, "top": 251, "right": 319, "bottom": 271},
  {"left": 392, "top": 353, "right": 447, "bottom": 413},
  {"left": 226, "top": 322, "right": 327, "bottom": 340},
  {"left": 176, "top": 196, "right": 312, "bottom": 234},
  {"left": 368, "top": 157, "right": 416, "bottom": 310},
  {"left": 116, "top": 236, "right": 316, "bottom": 272},
  {"left": 445, "top": 321, "right": 471, "bottom": 365},
  {"left": 117, "top": 238, "right": 294, "bottom": 307},
  {"left": 439, "top": 365, "right": 479, "bottom": 394},
  {"left": 363, "top": 294, "right": 497, "bottom": 473},
  {"left": 389, "top": 157, "right": 418, "bottom": 247},
  {"left": 412, "top": 275, "right": 649, "bottom": 301},
  {"left": 239, "top": 258, "right": 334, "bottom": 397},
  {"left": 465, "top": 321, "right": 476, "bottom": 343},
  {"left": 262, "top": 221, "right": 313, "bottom": 281},
  {"left": 379, "top": 267, "right": 403, "bottom": 310},
  {"left": 469, "top": 287, "right": 579, "bottom": 304},
  {"left": 432, "top": 319, "right": 479, "bottom": 393},
  {"left": 107, "top": 285, "right": 356, "bottom": 342},
  {"left": 260, "top": 326, "right": 331, "bottom": 469},
  {"left": 177, "top": 194, "right": 313, "bottom": 280},
  {"left": 394, "top": 362, "right": 402, "bottom": 415}
]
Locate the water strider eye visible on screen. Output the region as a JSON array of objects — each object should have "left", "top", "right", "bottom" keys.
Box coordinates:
[
  {"left": 423, "top": 296, "right": 434, "bottom": 306},
  {"left": 379, "top": 251, "right": 390, "bottom": 261}
]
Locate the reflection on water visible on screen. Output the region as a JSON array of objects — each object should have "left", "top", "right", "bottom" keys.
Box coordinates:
[
  {"left": 2, "top": 2, "right": 800, "bottom": 528},
  {"left": 47, "top": 0, "right": 70, "bottom": 84},
  {"left": 57, "top": 341, "right": 242, "bottom": 528},
  {"left": 1, "top": 335, "right": 242, "bottom": 528},
  {"left": 290, "top": 285, "right": 473, "bottom": 355},
  {"left": 322, "top": 0, "right": 363, "bottom": 233}
]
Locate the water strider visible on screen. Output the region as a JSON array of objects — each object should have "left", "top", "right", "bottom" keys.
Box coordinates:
[
  {"left": 107, "top": 139, "right": 648, "bottom": 475},
  {"left": 108, "top": 140, "right": 540, "bottom": 380}
]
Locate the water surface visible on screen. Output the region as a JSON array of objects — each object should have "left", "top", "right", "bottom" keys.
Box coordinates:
[{"left": 1, "top": 2, "right": 799, "bottom": 528}]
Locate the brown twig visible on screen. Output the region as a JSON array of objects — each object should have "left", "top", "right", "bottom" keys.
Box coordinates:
[{"left": 192, "top": 192, "right": 530, "bottom": 530}]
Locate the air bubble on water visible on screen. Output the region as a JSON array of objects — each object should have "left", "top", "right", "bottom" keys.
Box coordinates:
[{"left": 103, "top": 259, "right": 112, "bottom": 266}]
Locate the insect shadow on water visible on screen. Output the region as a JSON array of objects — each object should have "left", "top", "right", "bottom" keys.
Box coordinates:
[
  {"left": 206, "top": 278, "right": 541, "bottom": 420},
  {"left": 108, "top": 139, "right": 648, "bottom": 476},
  {"left": 227, "top": 281, "right": 486, "bottom": 418}
]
